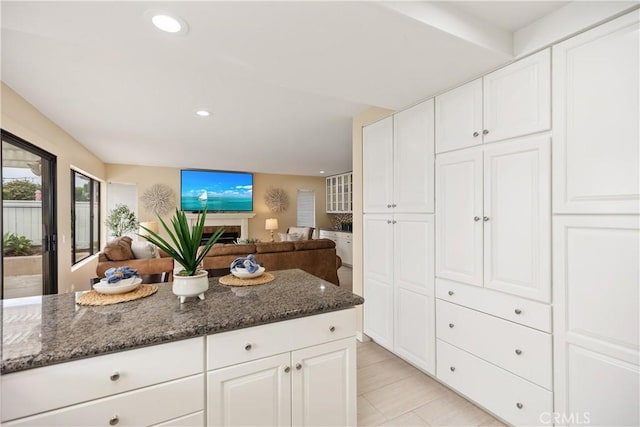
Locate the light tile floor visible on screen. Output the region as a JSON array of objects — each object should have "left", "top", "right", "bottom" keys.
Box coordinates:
[{"left": 357, "top": 341, "right": 506, "bottom": 427}]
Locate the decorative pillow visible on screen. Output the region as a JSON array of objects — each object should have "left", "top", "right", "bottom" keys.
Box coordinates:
[
  {"left": 288, "top": 227, "right": 312, "bottom": 240},
  {"left": 131, "top": 241, "right": 159, "bottom": 260},
  {"left": 103, "top": 236, "right": 135, "bottom": 261},
  {"left": 286, "top": 233, "right": 303, "bottom": 241}
]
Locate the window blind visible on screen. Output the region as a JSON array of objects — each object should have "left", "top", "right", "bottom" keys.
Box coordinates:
[{"left": 297, "top": 190, "right": 315, "bottom": 228}]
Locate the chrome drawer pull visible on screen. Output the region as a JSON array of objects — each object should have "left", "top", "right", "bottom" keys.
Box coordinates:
[
  {"left": 483, "top": 129, "right": 489, "bottom": 135},
  {"left": 329, "top": 326, "right": 336, "bottom": 332},
  {"left": 473, "top": 131, "right": 479, "bottom": 137},
  {"left": 284, "top": 366, "right": 290, "bottom": 373},
  {"left": 110, "top": 372, "right": 120, "bottom": 382},
  {"left": 515, "top": 349, "right": 523, "bottom": 355},
  {"left": 450, "top": 366, "right": 455, "bottom": 372},
  {"left": 448, "top": 291, "right": 454, "bottom": 296},
  {"left": 244, "top": 343, "right": 252, "bottom": 351},
  {"left": 514, "top": 309, "right": 522, "bottom": 315},
  {"left": 449, "top": 323, "right": 455, "bottom": 328},
  {"left": 109, "top": 415, "right": 119, "bottom": 426},
  {"left": 296, "top": 363, "right": 302, "bottom": 370},
  {"left": 474, "top": 216, "right": 480, "bottom": 222},
  {"left": 516, "top": 402, "right": 523, "bottom": 409}
]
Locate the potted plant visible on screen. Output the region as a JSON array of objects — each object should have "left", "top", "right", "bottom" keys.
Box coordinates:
[
  {"left": 138, "top": 208, "right": 224, "bottom": 303},
  {"left": 106, "top": 204, "right": 138, "bottom": 238}
]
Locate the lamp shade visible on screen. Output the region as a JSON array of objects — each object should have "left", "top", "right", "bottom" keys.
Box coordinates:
[
  {"left": 139, "top": 221, "right": 159, "bottom": 236},
  {"left": 265, "top": 218, "right": 278, "bottom": 231}
]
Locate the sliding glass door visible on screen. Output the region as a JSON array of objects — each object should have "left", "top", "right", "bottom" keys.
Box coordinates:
[{"left": 1, "top": 130, "right": 57, "bottom": 298}]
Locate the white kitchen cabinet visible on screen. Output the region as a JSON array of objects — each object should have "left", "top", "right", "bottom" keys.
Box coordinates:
[
  {"left": 435, "top": 134, "right": 551, "bottom": 302},
  {"left": 434, "top": 147, "right": 483, "bottom": 287},
  {"left": 319, "top": 230, "right": 352, "bottom": 267},
  {"left": 363, "top": 117, "right": 394, "bottom": 213},
  {"left": 363, "top": 99, "right": 434, "bottom": 214},
  {"left": 1, "top": 337, "right": 205, "bottom": 423},
  {"left": 553, "top": 215, "right": 639, "bottom": 426},
  {"left": 364, "top": 213, "right": 435, "bottom": 374},
  {"left": 363, "top": 214, "right": 394, "bottom": 350},
  {"left": 435, "top": 79, "right": 483, "bottom": 153},
  {"left": 435, "top": 49, "right": 550, "bottom": 154},
  {"left": 326, "top": 172, "right": 353, "bottom": 213},
  {"left": 552, "top": 11, "right": 639, "bottom": 214},
  {"left": 291, "top": 338, "right": 357, "bottom": 426},
  {"left": 207, "top": 354, "right": 291, "bottom": 427}
]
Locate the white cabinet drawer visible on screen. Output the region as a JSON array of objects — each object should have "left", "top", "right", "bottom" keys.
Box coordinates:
[
  {"left": 437, "top": 340, "right": 552, "bottom": 427},
  {"left": 5, "top": 375, "right": 204, "bottom": 427},
  {"left": 436, "top": 278, "right": 551, "bottom": 332},
  {"left": 320, "top": 230, "right": 338, "bottom": 240},
  {"left": 207, "top": 309, "right": 356, "bottom": 370},
  {"left": 2, "top": 337, "right": 204, "bottom": 421},
  {"left": 152, "top": 411, "right": 204, "bottom": 427},
  {"left": 436, "top": 300, "right": 552, "bottom": 389}
]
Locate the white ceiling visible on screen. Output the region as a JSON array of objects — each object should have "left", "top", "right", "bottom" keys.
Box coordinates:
[{"left": 1, "top": 1, "right": 568, "bottom": 176}]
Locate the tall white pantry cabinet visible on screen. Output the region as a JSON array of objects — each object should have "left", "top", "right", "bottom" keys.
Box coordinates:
[{"left": 362, "top": 9, "right": 639, "bottom": 426}]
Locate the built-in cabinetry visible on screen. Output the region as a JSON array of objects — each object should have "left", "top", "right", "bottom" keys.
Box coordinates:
[
  {"left": 206, "top": 309, "right": 356, "bottom": 427},
  {"left": 435, "top": 49, "right": 550, "bottom": 154},
  {"left": 435, "top": 135, "right": 551, "bottom": 302},
  {"left": 319, "top": 229, "right": 352, "bottom": 267},
  {"left": 2, "top": 309, "right": 358, "bottom": 427},
  {"left": 2, "top": 338, "right": 205, "bottom": 426},
  {"left": 363, "top": 99, "right": 434, "bottom": 214},
  {"left": 551, "top": 11, "right": 640, "bottom": 426},
  {"left": 363, "top": 98, "right": 436, "bottom": 375},
  {"left": 326, "top": 172, "right": 352, "bottom": 213}
]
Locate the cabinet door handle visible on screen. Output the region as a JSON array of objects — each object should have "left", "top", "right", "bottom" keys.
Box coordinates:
[
  {"left": 329, "top": 326, "right": 336, "bottom": 332},
  {"left": 392, "top": 220, "right": 397, "bottom": 224},
  {"left": 483, "top": 216, "right": 490, "bottom": 222},
  {"left": 448, "top": 291, "right": 454, "bottom": 296},
  {"left": 515, "top": 349, "right": 523, "bottom": 355},
  {"left": 244, "top": 343, "right": 252, "bottom": 351},
  {"left": 392, "top": 204, "right": 397, "bottom": 208},
  {"left": 483, "top": 129, "right": 489, "bottom": 135},
  {"left": 514, "top": 309, "right": 522, "bottom": 315},
  {"left": 387, "top": 204, "right": 392, "bottom": 208},
  {"left": 474, "top": 216, "right": 480, "bottom": 222},
  {"left": 449, "top": 323, "right": 455, "bottom": 328},
  {"left": 284, "top": 366, "right": 291, "bottom": 373},
  {"left": 296, "top": 363, "right": 302, "bottom": 370},
  {"left": 110, "top": 372, "right": 120, "bottom": 382},
  {"left": 473, "top": 131, "right": 479, "bottom": 137},
  {"left": 516, "top": 402, "right": 523, "bottom": 409},
  {"left": 450, "top": 366, "right": 456, "bottom": 372},
  {"left": 109, "top": 415, "right": 119, "bottom": 426},
  {"left": 387, "top": 220, "right": 392, "bottom": 224}
]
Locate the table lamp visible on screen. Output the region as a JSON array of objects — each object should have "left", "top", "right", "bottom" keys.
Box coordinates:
[{"left": 265, "top": 218, "right": 278, "bottom": 242}]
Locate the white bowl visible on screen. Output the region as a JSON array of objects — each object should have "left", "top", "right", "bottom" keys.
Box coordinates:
[
  {"left": 94, "top": 277, "right": 142, "bottom": 294},
  {"left": 231, "top": 266, "right": 265, "bottom": 279}
]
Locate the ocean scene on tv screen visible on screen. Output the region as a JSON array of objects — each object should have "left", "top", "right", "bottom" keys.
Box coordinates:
[{"left": 181, "top": 170, "right": 253, "bottom": 212}]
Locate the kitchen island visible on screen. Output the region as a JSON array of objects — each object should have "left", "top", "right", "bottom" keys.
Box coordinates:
[{"left": 1, "top": 269, "right": 364, "bottom": 426}]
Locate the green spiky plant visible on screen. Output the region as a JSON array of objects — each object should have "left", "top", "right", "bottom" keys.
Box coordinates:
[{"left": 138, "top": 208, "right": 224, "bottom": 276}]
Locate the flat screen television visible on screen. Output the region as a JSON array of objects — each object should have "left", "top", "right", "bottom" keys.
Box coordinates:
[{"left": 180, "top": 169, "right": 253, "bottom": 212}]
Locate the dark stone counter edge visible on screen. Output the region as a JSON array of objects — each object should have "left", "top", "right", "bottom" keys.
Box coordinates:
[{"left": 1, "top": 299, "right": 364, "bottom": 375}]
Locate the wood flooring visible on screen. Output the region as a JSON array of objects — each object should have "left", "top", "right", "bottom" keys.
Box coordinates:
[{"left": 357, "top": 341, "right": 507, "bottom": 427}]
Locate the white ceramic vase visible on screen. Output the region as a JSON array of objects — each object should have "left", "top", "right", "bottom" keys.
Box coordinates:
[{"left": 172, "top": 270, "right": 209, "bottom": 303}]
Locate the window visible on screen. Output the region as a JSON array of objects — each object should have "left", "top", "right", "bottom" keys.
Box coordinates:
[
  {"left": 297, "top": 190, "right": 315, "bottom": 228},
  {"left": 71, "top": 170, "right": 100, "bottom": 264}
]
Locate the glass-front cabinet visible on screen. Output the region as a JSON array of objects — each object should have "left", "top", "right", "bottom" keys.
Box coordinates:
[{"left": 326, "top": 172, "right": 352, "bottom": 213}]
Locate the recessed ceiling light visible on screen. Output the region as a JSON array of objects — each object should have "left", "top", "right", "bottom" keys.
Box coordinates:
[
  {"left": 196, "top": 110, "right": 211, "bottom": 117},
  {"left": 319, "top": 171, "right": 325, "bottom": 174},
  {"left": 145, "top": 10, "right": 188, "bottom": 35}
]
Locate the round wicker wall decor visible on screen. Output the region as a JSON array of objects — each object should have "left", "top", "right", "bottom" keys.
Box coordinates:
[{"left": 264, "top": 188, "right": 289, "bottom": 213}]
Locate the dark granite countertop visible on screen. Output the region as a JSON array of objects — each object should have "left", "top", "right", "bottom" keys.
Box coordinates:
[{"left": 1, "top": 269, "right": 364, "bottom": 375}]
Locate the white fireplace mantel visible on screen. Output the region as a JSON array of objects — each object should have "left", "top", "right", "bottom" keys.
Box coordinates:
[{"left": 185, "top": 212, "right": 256, "bottom": 240}]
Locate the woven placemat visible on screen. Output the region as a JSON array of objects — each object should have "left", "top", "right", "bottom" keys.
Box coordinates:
[
  {"left": 219, "top": 272, "right": 275, "bottom": 287},
  {"left": 76, "top": 285, "right": 158, "bottom": 306}
]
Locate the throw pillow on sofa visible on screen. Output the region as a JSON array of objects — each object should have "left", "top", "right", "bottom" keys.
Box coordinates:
[
  {"left": 103, "top": 236, "right": 135, "bottom": 261},
  {"left": 131, "top": 241, "right": 159, "bottom": 259}
]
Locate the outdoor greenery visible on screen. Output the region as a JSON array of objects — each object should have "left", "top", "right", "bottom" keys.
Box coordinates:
[
  {"left": 105, "top": 204, "right": 138, "bottom": 237},
  {"left": 3, "top": 232, "right": 35, "bottom": 256},
  {"left": 2, "top": 179, "right": 41, "bottom": 200},
  {"left": 138, "top": 208, "right": 224, "bottom": 276}
]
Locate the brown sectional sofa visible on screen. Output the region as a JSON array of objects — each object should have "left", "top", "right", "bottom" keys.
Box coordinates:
[{"left": 97, "top": 239, "right": 340, "bottom": 285}]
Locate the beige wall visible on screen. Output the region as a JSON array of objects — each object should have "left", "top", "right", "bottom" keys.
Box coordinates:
[
  {"left": 1, "top": 82, "right": 106, "bottom": 293},
  {"left": 352, "top": 106, "right": 394, "bottom": 336},
  {"left": 105, "top": 165, "right": 331, "bottom": 242}
]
